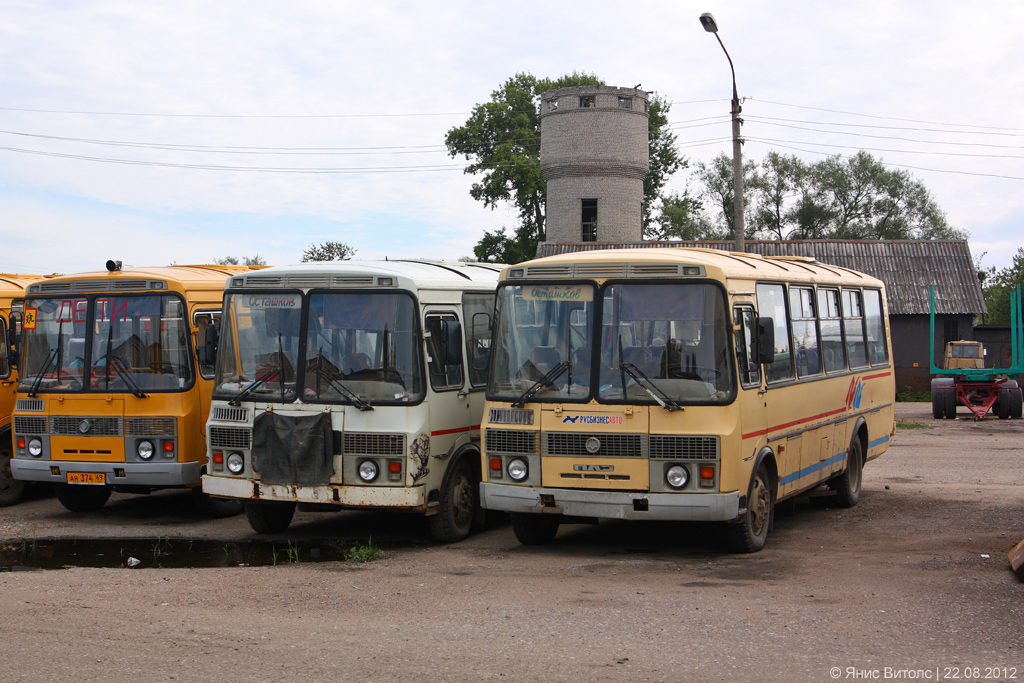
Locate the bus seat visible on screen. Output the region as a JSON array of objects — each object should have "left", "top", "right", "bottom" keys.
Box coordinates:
[
  {"left": 530, "top": 346, "right": 562, "bottom": 375},
  {"left": 342, "top": 352, "right": 371, "bottom": 375}
]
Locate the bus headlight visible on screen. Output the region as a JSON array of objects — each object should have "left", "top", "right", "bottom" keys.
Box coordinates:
[
  {"left": 358, "top": 459, "right": 379, "bottom": 482},
  {"left": 507, "top": 458, "right": 528, "bottom": 482},
  {"left": 137, "top": 440, "right": 155, "bottom": 460},
  {"left": 226, "top": 452, "right": 244, "bottom": 475},
  {"left": 28, "top": 438, "right": 43, "bottom": 457},
  {"left": 666, "top": 464, "right": 689, "bottom": 489}
]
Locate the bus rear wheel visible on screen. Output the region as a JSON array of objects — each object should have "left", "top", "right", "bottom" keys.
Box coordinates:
[
  {"left": 245, "top": 501, "right": 296, "bottom": 534},
  {"left": 726, "top": 464, "right": 772, "bottom": 553},
  {"left": 429, "top": 457, "right": 478, "bottom": 543},
  {"left": 0, "top": 442, "right": 26, "bottom": 507},
  {"left": 54, "top": 483, "right": 111, "bottom": 512},
  {"left": 510, "top": 513, "right": 560, "bottom": 545},
  {"left": 832, "top": 436, "right": 864, "bottom": 508}
]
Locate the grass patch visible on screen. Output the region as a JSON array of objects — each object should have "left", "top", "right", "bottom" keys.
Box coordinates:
[
  {"left": 896, "top": 388, "right": 930, "bottom": 402},
  {"left": 346, "top": 538, "right": 382, "bottom": 563},
  {"left": 896, "top": 419, "right": 932, "bottom": 430}
]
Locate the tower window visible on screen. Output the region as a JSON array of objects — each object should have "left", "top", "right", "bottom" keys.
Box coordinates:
[
  {"left": 617, "top": 96, "right": 632, "bottom": 109},
  {"left": 546, "top": 99, "right": 558, "bottom": 111},
  {"left": 579, "top": 95, "right": 595, "bottom": 108},
  {"left": 581, "top": 199, "right": 598, "bottom": 242}
]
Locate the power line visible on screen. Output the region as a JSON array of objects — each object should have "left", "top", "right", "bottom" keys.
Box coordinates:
[
  {"left": 0, "top": 106, "right": 469, "bottom": 119},
  {"left": 748, "top": 97, "right": 1021, "bottom": 132},
  {"left": 744, "top": 118, "right": 1024, "bottom": 150}
]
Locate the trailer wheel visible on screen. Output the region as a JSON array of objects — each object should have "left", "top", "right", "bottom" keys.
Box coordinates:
[
  {"left": 245, "top": 501, "right": 296, "bottom": 534},
  {"left": 943, "top": 387, "right": 957, "bottom": 419},
  {"left": 997, "top": 388, "right": 1012, "bottom": 419},
  {"left": 832, "top": 436, "right": 864, "bottom": 508},
  {"left": 1011, "top": 387, "right": 1023, "bottom": 419},
  {"left": 54, "top": 483, "right": 111, "bottom": 512},
  {"left": 510, "top": 512, "right": 560, "bottom": 545},
  {"left": 931, "top": 389, "right": 945, "bottom": 419}
]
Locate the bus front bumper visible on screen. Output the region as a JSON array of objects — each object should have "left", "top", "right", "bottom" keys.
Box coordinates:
[
  {"left": 12, "top": 459, "right": 200, "bottom": 487},
  {"left": 202, "top": 475, "right": 429, "bottom": 511},
  {"left": 479, "top": 482, "right": 740, "bottom": 522}
]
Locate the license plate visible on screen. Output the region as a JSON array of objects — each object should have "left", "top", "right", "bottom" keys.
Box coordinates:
[{"left": 67, "top": 472, "right": 106, "bottom": 485}]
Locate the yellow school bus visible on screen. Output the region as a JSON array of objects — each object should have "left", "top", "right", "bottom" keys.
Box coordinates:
[
  {"left": 1, "top": 274, "right": 50, "bottom": 506},
  {"left": 480, "top": 248, "right": 895, "bottom": 551},
  {"left": 201, "top": 260, "right": 501, "bottom": 541},
  {"left": 11, "top": 263, "right": 254, "bottom": 515}
]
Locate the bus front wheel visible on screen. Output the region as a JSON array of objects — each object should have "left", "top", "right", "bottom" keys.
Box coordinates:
[
  {"left": 0, "top": 441, "right": 26, "bottom": 507},
  {"left": 54, "top": 483, "right": 111, "bottom": 512},
  {"left": 510, "top": 512, "right": 560, "bottom": 545},
  {"left": 245, "top": 501, "right": 296, "bottom": 534},
  {"left": 832, "top": 436, "right": 864, "bottom": 508},
  {"left": 727, "top": 464, "right": 772, "bottom": 553},
  {"left": 429, "top": 457, "right": 478, "bottom": 543}
]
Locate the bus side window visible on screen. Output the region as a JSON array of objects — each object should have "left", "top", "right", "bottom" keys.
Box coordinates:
[
  {"left": 425, "top": 313, "right": 464, "bottom": 391},
  {"left": 734, "top": 306, "right": 761, "bottom": 388},
  {"left": 755, "top": 283, "right": 794, "bottom": 383},
  {"left": 817, "top": 288, "right": 846, "bottom": 374},
  {"left": 863, "top": 289, "right": 889, "bottom": 366},
  {"left": 462, "top": 292, "right": 494, "bottom": 389},
  {"left": 194, "top": 311, "right": 221, "bottom": 379}
]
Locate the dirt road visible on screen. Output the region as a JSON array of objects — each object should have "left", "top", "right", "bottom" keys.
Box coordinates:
[{"left": 2, "top": 402, "right": 1023, "bottom": 682}]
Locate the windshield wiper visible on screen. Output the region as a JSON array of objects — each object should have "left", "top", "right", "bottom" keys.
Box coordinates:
[
  {"left": 308, "top": 350, "right": 373, "bottom": 411},
  {"left": 619, "top": 363, "right": 682, "bottom": 412},
  {"left": 228, "top": 361, "right": 281, "bottom": 406},
  {"left": 512, "top": 361, "right": 570, "bottom": 408},
  {"left": 26, "top": 349, "right": 58, "bottom": 398},
  {"left": 108, "top": 356, "right": 147, "bottom": 398}
]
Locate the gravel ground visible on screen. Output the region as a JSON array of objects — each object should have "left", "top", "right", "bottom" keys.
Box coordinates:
[{"left": 1, "top": 401, "right": 1023, "bottom": 682}]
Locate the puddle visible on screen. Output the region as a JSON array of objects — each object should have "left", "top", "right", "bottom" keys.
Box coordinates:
[{"left": 0, "top": 537, "right": 382, "bottom": 571}]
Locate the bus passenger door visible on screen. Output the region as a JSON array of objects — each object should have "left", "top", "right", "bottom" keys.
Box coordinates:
[
  {"left": 734, "top": 305, "right": 768, "bottom": 469},
  {"left": 193, "top": 311, "right": 221, "bottom": 437},
  {"left": 423, "top": 310, "right": 470, "bottom": 464}
]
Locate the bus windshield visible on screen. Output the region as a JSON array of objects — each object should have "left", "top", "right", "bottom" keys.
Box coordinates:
[
  {"left": 488, "top": 281, "right": 734, "bottom": 405},
  {"left": 20, "top": 294, "right": 194, "bottom": 393},
  {"left": 214, "top": 291, "right": 423, "bottom": 405}
]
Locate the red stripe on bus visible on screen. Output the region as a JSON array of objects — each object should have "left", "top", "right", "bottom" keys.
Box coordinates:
[
  {"left": 431, "top": 425, "right": 480, "bottom": 437},
  {"left": 862, "top": 371, "right": 892, "bottom": 381},
  {"left": 742, "top": 407, "right": 848, "bottom": 440}
]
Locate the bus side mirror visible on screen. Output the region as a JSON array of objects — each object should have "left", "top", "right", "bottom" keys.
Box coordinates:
[
  {"left": 440, "top": 319, "right": 463, "bottom": 366},
  {"left": 202, "top": 322, "right": 219, "bottom": 366},
  {"left": 756, "top": 317, "right": 775, "bottom": 365},
  {"left": 6, "top": 313, "right": 19, "bottom": 369}
]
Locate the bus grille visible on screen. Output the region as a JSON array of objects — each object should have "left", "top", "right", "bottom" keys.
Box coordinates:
[
  {"left": 15, "top": 398, "right": 44, "bottom": 412},
  {"left": 211, "top": 406, "right": 249, "bottom": 422},
  {"left": 343, "top": 433, "right": 405, "bottom": 456},
  {"left": 209, "top": 426, "right": 252, "bottom": 449},
  {"left": 14, "top": 416, "right": 47, "bottom": 434},
  {"left": 649, "top": 435, "right": 720, "bottom": 460},
  {"left": 488, "top": 408, "right": 534, "bottom": 425},
  {"left": 543, "top": 433, "right": 643, "bottom": 457},
  {"left": 127, "top": 417, "right": 176, "bottom": 436},
  {"left": 49, "top": 416, "right": 123, "bottom": 436},
  {"left": 485, "top": 429, "right": 537, "bottom": 454}
]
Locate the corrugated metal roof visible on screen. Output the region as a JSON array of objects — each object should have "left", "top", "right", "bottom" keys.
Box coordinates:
[{"left": 535, "top": 239, "right": 985, "bottom": 315}]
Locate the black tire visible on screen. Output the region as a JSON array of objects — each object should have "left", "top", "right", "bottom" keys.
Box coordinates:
[
  {"left": 510, "top": 512, "right": 560, "bottom": 545},
  {"left": 54, "top": 483, "right": 111, "bottom": 512},
  {"left": 943, "top": 387, "right": 957, "bottom": 419},
  {"left": 997, "top": 388, "right": 1011, "bottom": 420},
  {"left": 0, "top": 440, "right": 26, "bottom": 507},
  {"left": 429, "top": 457, "right": 479, "bottom": 543},
  {"left": 191, "top": 488, "right": 244, "bottom": 518},
  {"left": 245, "top": 501, "right": 296, "bottom": 534},
  {"left": 726, "top": 464, "right": 773, "bottom": 553},
  {"left": 1011, "top": 387, "right": 1023, "bottom": 419},
  {"left": 931, "top": 388, "right": 944, "bottom": 419},
  {"left": 832, "top": 436, "right": 864, "bottom": 508}
]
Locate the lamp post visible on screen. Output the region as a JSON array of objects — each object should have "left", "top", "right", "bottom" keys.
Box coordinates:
[{"left": 700, "top": 12, "right": 744, "bottom": 253}]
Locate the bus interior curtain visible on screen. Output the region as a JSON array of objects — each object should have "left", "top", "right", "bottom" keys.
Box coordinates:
[{"left": 252, "top": 411, "right": 334, "bottom": 486}]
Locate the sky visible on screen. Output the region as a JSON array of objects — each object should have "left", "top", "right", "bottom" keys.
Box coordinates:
[{"left": 2, "top": 0, "right": 1023, "bottom": 275}]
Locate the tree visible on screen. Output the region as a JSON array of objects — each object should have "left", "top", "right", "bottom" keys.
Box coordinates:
[
  {"left": 446, "top": 72, "right": 684, "bottom": 263},
  {"left": 301, "top": 241, "right": 356, "bottom": 262},
  {"left": 215, "top": 255, "right": 266, "bottom": 266},
  {"left": 749, "top": 152, "right": 806, "bottom": 240},
  {"left": 982, "top": 247, "right": 1024, "bottom": 325},
  {"left": 645, "top": 189, "right": 718, "bottom": 241},
  {"left": 693, "top": 153, "right": 757, "bottom": 240}
]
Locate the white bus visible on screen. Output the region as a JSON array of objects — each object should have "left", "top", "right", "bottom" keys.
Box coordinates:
[
  {"left": 201, "top": 260, "right": 501, "bottom": 541},
  {"left": 479, "top": 248, "right": 895, "bottom": 551}
]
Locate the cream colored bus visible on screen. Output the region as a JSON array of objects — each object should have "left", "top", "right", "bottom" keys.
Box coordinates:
[
  {"left": 480, "top": 248, "right": 895, "bottom": 552},
  {"left": 201, "top": 260, "right": 502, "bottom": 542},
  {"left": 12, "top": 263, "right": 253, "bottom": 515}
]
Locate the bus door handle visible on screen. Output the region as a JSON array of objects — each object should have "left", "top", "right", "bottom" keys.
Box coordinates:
[{"left": 457, "top": 389, "right": 469, "bottom": 399}]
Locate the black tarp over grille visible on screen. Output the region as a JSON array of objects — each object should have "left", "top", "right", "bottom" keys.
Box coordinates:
[{"left": 252, "top": 412, "right": 334, "bottom": 486}]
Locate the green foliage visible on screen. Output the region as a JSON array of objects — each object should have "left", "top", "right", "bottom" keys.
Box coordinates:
[
  {"left": 215, "top": 255, "right": 266, "bottom": 266},
  {"left": 447, "top": 72, "right": 684, "bottom": 263},
  {"left": 301, "top": 241, "right": 356, "bottom": 262},
  {"left": 677, "top": 150, "right": 964, "bottom": 242},
  {"left": 345, "top": 538, "right": 381, "bottom": 563},
  {"left": 981, "top": 247, "right": 1024, "bottom": 325}
]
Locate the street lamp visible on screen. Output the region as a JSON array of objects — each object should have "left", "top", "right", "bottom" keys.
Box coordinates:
[{"left": 700, "top": 12, "right": 745, "bottom": 252}]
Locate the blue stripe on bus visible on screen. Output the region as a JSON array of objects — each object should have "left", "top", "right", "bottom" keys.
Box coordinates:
[
  {"left": 868, "top": 434, "right": 889, "bottom": 449},
  {"left": 779, "top": 453, "right": 847, "bottom": 486}
]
